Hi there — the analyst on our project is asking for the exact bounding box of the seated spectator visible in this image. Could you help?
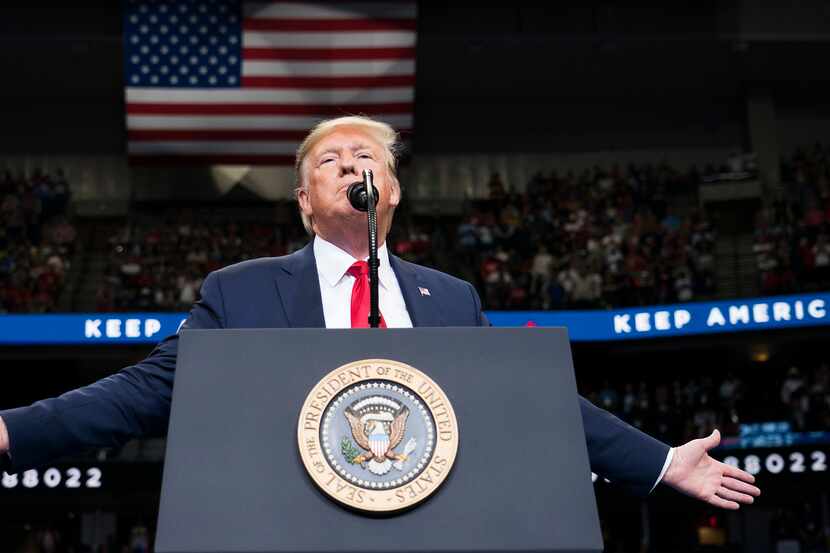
[102,208,305,312]
[764,142,830,292]
[439,162,719,310]
[0,168,75,313]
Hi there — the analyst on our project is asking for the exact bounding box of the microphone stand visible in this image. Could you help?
[363,169,381,328]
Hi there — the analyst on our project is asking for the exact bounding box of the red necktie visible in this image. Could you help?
[348,260,386,328]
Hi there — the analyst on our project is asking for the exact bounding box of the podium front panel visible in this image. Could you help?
[156,327,602,553]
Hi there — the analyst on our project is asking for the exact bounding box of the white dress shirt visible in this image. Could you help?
[653,448,674,491]
[313,236,413,329]
[313,235,672,490]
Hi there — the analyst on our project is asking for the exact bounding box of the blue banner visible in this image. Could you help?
[487,292,830,341]
[0,313,187,345]
[0,292,828,344]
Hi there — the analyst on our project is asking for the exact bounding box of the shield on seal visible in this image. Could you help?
[368,421,390,458]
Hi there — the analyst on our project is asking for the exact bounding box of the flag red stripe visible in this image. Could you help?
[129,154,296,165]
[243,18,416,32]
[241,75,415,88]
[128,129,413,141]
[243,47,415,60]
[126,102,413,116]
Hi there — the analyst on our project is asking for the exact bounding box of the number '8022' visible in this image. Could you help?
[723,451,827,475]
[1,468,102,489]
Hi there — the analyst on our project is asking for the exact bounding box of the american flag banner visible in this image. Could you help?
[123,1,416,165]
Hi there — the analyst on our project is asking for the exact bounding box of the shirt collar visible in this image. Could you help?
[314,235,393,290]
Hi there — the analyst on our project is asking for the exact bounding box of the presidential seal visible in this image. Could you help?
[297,359,459,512]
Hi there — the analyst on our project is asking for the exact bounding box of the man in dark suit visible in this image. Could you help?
[0,116,759,507]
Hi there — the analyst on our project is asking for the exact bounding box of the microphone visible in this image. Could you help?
[349,169,381,328]
[347,179,380,212]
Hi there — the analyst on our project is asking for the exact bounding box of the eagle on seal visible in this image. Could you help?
[345,398,410,473]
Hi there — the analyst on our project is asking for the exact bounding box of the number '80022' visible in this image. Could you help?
[722,451,827,475]
[1,468,102,489]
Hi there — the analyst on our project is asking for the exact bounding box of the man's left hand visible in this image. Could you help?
[662,429,761,509]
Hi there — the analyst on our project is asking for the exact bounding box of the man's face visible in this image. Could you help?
[298,125,400,243]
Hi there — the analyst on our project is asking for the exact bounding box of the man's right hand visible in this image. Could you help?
[0,416,8,454]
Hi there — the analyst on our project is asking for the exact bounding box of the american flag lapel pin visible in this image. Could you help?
[418,286,431,297]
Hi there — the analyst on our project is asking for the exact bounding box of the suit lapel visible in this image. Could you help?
[389,254,443,327]
[274,243,441,328]
[273,242,326,328]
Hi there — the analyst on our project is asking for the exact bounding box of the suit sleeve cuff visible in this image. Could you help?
[651,447,675,493]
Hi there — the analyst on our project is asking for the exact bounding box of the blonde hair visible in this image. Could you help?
[294,115,401,235]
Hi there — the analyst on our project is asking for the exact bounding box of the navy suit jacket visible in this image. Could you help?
[1,242,670,495]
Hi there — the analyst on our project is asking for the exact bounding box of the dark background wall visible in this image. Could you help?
[0,3,828,154]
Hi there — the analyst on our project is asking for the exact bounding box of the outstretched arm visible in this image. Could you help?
[0,271,227,472]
